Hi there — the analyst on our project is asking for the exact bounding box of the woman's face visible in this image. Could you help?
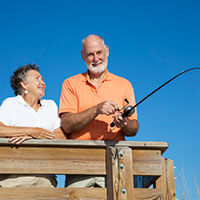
[23,70,46,99]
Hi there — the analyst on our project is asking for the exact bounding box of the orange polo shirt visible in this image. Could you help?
[59,70,137,141]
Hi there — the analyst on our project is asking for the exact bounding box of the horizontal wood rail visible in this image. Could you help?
[0,138,175,200]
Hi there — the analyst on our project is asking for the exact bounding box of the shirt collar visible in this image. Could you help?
[16,95,46,107]
[16,95,28,105]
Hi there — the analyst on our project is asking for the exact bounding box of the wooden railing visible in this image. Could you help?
[0,138,176,200]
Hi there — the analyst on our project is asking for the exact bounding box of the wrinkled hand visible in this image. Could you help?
[30,127,54,139]
[113,112,128,128]
[9,135,33,145]
[97,100,118,115]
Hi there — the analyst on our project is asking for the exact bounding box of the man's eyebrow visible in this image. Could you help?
[86,52,94,56]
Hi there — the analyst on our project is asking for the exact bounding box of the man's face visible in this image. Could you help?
[82,37,109,76]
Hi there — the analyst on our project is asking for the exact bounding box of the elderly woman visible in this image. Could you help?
[0,64,66,187]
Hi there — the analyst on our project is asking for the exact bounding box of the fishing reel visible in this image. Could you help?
[110,98,135,127]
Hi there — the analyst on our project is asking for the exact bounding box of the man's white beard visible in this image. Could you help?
[87,61,107,75]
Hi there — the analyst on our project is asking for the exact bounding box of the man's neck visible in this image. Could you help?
[88,70,106,88]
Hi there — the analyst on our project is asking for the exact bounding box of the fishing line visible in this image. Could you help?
[110,67,200,127]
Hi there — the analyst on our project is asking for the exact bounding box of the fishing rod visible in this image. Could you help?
[110,67,200,127]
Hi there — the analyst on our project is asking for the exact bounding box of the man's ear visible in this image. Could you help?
[106,45,109,57]
[20,81,27,90]
[81,50,85,61]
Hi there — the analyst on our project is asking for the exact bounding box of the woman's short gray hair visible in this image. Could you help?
[10,64,40,95]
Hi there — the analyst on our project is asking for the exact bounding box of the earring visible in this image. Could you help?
[24,90,28,95]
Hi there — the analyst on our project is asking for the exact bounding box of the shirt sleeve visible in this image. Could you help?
[0,98,13,125]
[59,79,78,114]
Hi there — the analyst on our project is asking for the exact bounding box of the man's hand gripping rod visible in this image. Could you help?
[110,67,200,127]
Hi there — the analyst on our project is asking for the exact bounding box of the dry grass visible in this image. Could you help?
[194,171,200,199]
[177,164,200,200]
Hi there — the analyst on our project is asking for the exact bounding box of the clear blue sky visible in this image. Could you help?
[0,0,200,198]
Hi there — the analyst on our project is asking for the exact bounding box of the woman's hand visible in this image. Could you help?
[30,127,55,139]
[8,127,54,145]
[9,135,33,145]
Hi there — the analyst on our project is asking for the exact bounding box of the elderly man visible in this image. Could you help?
[59,34,139,187]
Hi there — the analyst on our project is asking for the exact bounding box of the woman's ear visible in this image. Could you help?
[20,81,27,90]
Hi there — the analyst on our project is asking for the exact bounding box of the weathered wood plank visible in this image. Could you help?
[133,188,164,200]
[132,150,162,176]
[0,188,107,200]
[0,138,168,154]
[0,146,106,175]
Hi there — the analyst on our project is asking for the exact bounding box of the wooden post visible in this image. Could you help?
[156,158,176,199]
[106,146,133,200]
[117,147,133,200]
[106,146,118,200]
